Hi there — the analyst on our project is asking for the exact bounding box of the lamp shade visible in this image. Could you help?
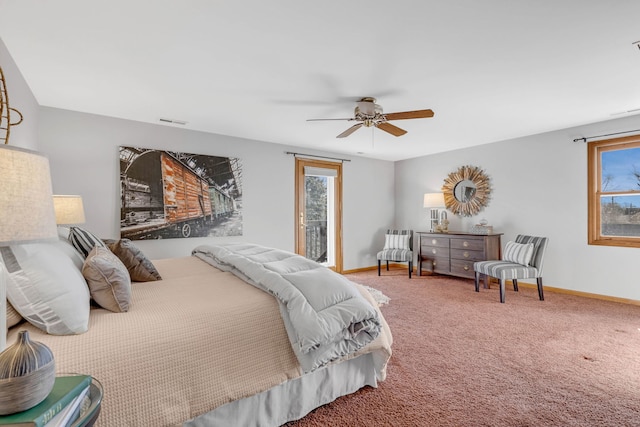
[0,145,57,245]
[53,195,86,225]
[423,192,445,208]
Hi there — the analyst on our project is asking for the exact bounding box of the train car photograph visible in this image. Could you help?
[119,146,242,240]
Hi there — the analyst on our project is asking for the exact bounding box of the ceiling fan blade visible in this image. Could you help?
[384,109,434,120]
[307,118,353,122]
[337,123,363,138]
[377,122,407,137]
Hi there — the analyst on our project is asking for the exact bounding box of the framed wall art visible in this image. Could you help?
[119,146,243,240]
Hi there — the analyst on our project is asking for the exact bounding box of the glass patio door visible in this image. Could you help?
[295,158,342,272]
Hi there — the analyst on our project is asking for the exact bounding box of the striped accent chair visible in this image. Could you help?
[377,229,413,278]
[473,235,548,303]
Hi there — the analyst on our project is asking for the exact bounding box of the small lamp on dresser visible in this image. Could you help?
[423,192,446,232]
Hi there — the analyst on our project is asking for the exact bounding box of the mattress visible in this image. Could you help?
[6,255,392,427]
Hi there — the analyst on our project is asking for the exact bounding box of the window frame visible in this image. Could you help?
[588,134,640,248]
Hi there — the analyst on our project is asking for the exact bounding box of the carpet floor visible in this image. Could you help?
[286,270,640,427]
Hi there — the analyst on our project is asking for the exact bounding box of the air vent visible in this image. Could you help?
[159,118,188,125]
[611,108,640,116]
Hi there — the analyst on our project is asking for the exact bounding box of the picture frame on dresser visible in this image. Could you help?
[417,231,502,288]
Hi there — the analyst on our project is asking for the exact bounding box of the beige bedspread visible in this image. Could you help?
[7,256,392,427]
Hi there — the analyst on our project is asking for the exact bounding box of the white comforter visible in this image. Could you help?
[192,243,382,373]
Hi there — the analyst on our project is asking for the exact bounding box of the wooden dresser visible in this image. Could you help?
[417,231,502,280]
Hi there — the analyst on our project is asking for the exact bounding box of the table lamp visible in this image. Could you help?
[53,195,86,226]
[423,192,446,232]
[0,145,58,351]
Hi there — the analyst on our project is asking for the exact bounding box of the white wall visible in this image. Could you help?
[395,114,640,301]
[37,107,395,270]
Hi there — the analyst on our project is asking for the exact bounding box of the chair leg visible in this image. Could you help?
[377,260,381,276]
[408,261,412,279]
[499,279,506,303]
[386,261,389,271]
[512,279,519,292]
[537,277,544,301]
[474,272,480,292]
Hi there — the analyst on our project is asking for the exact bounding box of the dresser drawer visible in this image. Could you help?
[421,245,449,258]
[421,237,450,248]
[431,257,450,274]
[450,248,485,262]
[451,259,475,279]
[450,237,484,251]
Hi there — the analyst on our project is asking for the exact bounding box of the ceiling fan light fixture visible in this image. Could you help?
[307,96,433,138]
[356,97,383,117]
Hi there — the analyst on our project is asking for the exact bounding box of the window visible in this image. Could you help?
[588,135,640,247]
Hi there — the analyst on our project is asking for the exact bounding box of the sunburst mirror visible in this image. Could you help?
[442,165,491,217]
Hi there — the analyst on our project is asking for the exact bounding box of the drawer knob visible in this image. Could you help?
[463,251,469,258]
[463,265,470,271]
[463,241,469,247]
[431,248,437,254]
[431,239,437,245]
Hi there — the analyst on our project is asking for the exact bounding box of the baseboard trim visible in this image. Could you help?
[342,266,378,274]
[342,266,640,306]
[342,263,410,274]
[511,281,640,306]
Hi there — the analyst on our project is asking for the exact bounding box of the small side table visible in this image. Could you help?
[70,377,103,427]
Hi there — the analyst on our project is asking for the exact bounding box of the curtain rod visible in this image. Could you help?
[573,128,640,143]
[285,151,351,162]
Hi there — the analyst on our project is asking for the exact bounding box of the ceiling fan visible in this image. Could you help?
[307,97,434,138]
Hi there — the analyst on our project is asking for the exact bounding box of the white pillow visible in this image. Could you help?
[57,226,71,240]
[383,234,410,250]
[52,238,85,271]
[503,241,534,266]
[3,243,90,335]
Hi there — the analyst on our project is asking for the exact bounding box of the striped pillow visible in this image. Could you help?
[68,226,107,258]
[384,234,410,250]
[503,241,534,266]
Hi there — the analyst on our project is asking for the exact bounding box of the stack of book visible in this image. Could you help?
[0,375,92,427]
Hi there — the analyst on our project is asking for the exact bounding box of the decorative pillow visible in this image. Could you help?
[503,241,534,266]
[7,300,23,329]
[105,239,162,282]
[52,237,85,271]
[383,233,410,250]
[68,226,107,258]
[82,246,132,313]
[2,243,90,335]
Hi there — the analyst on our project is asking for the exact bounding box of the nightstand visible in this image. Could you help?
[71,377,103,427]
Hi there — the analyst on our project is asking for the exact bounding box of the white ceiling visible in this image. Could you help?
[1,1,640,161]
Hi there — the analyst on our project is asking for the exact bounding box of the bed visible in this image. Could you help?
[4,234,392,427]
